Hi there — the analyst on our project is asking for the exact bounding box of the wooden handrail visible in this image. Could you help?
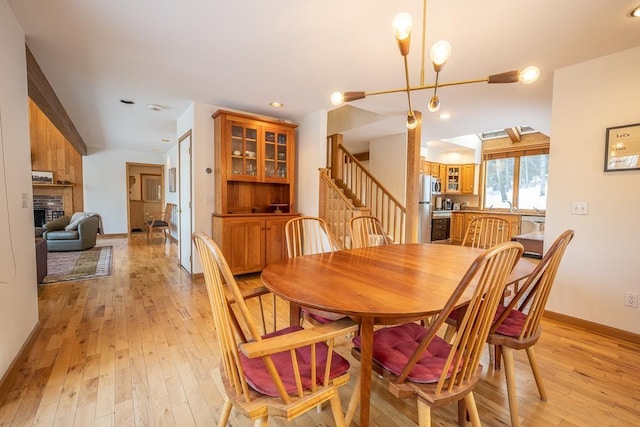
[318,169,369,249]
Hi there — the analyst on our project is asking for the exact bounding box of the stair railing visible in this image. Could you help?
[318,168,369,249]
[326,134,406,244]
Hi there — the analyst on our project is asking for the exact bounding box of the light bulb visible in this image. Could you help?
[430,40,451,69]
[519,66,540,84]
[428,95,440,112]
[330,91,344,106]
[406,112,418,129]
[392,12,412,41]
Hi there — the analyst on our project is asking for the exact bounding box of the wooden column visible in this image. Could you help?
[405,111,422,243]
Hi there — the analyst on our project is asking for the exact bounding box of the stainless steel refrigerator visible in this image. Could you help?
[418,174,433,243]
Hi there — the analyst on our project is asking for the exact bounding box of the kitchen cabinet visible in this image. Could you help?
[444,163,475,194]
[430,162,440,178]
[212,214,298,275]
[450,212,466,244]
[446,165,461,193]
[438,164,447,185]
[461,164,475,194]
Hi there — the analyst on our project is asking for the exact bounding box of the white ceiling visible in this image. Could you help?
[7,0,640,153]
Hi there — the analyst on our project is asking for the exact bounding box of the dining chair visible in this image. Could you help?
[192,231,358,427]
[348,241,524,427]
[284,216,346,325]
[348,215,392,248]
[462,215,512,249]
[443,215,515,341]
[146,203,173,243]
[487,229,574,427]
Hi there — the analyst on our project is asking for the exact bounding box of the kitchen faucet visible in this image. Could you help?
[503,200,516,213]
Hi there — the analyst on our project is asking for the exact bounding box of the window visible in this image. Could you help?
[483,149,548,211]
[141,174,162,202]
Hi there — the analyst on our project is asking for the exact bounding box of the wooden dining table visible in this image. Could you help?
[261,243,535,427]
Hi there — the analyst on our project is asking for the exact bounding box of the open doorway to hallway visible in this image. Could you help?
[126,162,164,235]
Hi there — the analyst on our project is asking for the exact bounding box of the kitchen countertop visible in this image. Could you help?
[449,209,545,217]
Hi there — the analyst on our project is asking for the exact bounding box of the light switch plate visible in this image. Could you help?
[571,201,589,215]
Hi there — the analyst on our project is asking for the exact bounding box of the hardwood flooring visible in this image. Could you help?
[1,233,639,426]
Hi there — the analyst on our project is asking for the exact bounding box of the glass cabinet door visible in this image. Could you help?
[230,123,258,179]
[263,128,288,181]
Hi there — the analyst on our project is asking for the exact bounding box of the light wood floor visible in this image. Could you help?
[1,233,639,426]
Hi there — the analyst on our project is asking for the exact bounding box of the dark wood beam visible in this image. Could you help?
[26,44,87,155]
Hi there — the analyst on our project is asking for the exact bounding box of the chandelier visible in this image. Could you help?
[330,0,540,129]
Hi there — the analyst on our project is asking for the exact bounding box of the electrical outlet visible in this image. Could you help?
[625,292,638,308]
[571,201,589,215]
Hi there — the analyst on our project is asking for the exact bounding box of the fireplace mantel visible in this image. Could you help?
[32,184,74,216]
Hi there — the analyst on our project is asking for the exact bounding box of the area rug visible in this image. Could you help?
[42,246,113,284]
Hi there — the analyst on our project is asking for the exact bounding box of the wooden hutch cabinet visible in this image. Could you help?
[211,110,298,275]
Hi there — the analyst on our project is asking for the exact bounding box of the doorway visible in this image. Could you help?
[126,162,164,234]
[178,130,192,273]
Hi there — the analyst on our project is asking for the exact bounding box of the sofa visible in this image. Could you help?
[42,213,100,251]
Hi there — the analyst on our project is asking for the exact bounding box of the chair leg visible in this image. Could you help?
[344,372,361,426]
[417,399,431,427]
[501,347,521,427]
[329,392,347,427]
[494,344,503,370]
[217,399,232,427]
[525,346,547,401]
[254,416,268,426]
[443,324,456,343]
[464,392,481,427]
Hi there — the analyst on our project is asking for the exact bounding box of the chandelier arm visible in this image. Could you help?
[403,55,415,116]
[362,77,491,98]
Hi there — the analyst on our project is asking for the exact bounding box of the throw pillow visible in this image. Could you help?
[43,215,71,232]
[64,212,89,231]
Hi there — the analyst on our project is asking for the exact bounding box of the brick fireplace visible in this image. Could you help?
[33,195,64,227]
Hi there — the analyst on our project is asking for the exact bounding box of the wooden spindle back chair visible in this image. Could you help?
[487,230,574,427]
[349,242,524,426]
[348,215,392,248]
[462,215,512,249]
[192,232,357,426]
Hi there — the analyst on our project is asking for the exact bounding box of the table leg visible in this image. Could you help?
[359,317,373,427]
[288,302,301,327]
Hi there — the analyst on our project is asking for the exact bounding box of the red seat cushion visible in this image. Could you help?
[240,325,351,397]
[492,304,528,337]
[449,304,528,338]
[353,323,457,384]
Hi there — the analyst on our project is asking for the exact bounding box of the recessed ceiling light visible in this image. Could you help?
[152,148,162,152]
[161,139,171,143]
[632,6,640,17]
[120,99,135,105]
[147,104,163,111]
[438,112,451,120]
[269,101,283,108]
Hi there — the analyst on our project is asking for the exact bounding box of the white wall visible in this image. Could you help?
[369,134,408,204]
[546,46,640,333]
[0,0,40,381]
[164,144,178,239]
[83,148,164,233]
[295,110,328,216]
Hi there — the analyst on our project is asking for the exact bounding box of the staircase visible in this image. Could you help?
[319,135,406,248]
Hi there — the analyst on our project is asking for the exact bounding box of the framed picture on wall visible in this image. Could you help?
[605,123,640,172]
[31,170,54,184]
[168,168,176,192]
